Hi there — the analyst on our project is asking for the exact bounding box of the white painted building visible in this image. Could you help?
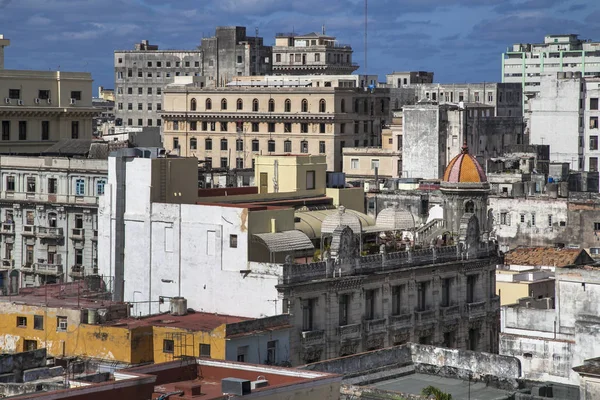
[0,155,106,294]
[97,151,285,318]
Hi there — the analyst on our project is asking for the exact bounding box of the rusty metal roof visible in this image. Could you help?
[505,247,593,267]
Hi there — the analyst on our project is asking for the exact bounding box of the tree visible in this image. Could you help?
[422,386,453,400]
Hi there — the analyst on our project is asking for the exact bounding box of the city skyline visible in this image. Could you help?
[0,0,598,91]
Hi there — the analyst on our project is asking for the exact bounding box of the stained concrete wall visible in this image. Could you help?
[402,105,444,179]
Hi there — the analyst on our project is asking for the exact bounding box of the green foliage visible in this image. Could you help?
[421,386,453,400]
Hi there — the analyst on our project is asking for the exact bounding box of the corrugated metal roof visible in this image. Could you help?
[253,230,314,253]
[295,207,375,239]
[322,206,363,235]
[375,207,416,231]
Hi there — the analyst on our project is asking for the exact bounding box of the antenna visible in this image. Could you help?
[364,0,368,74]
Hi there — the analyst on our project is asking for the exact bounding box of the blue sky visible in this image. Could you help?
[1,0,598,93]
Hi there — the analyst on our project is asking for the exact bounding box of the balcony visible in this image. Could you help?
[0,223,14,235]
[440,305,461,320]
[21,225,36,237]
[70,265,84,278]
[337,323,362,341]
[364,318,387,334]
[71,228,84,241]
[21,263,34,273]
[34,263,63,276]
[389,313,412,329]
[37,227,64,240]
[301,329,325,346]
[415,309,436,326]
[0,259,13,270]
[91,230,98,241]
[467,301,487,319]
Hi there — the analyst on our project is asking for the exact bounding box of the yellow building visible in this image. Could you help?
[496,267,555,306]
[0,291,247,365]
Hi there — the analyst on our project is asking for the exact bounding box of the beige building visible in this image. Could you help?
[496,265,554,306]
[161,82,390,172]
[0,34,9,70]
[0,38,96,154]
[272,31,358,75]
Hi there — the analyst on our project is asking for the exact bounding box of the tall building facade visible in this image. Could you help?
[114,40,203,129]
[272,31,358,75]
[161,80,390,173]
[0,156,106,294]
[502,34,600,102]
[201,26,272,87]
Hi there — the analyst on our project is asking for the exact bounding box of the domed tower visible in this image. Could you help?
[440,143,490,239]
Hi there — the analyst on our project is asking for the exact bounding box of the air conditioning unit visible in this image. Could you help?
[17,100,24,106]
[4,98,10,104]
[70,98,76,105]
[47,98,52,104]
[35,98,40,104]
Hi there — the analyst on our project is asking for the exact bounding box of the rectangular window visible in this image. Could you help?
[26,177,36,193]
[466,275,476,304]
[6,176,15,192]
[97,180,106,196]
[268,122,275,133]
[301,123,308,133]
[220,122,228,132]
[75,248,83,265]
[252,140,259,152]
[284,122,292,133]
[417,281,429,311]
[57,316,67,332]
[237,346,248,362]
[319,141,326,154]
[595,222,600,231]
[319,123,326,134]
[163,339,174,353]
[70,91,82,101]
[200,343,211,357]
[71,121,79,139]
[500,212,508,225]
[591,157,598,172]
[391,285,404,315]
[441,278,451,307]
[351,157,360,169]
[591,98,599,110]
[127,103,133,110]
[340,123,345,133]
[591,136,598,151]
[339,294,349,326]
[306,170,315,190]
[371,159,380,170]
[252,122,259,132]
[190,121,197,131]
[38,90,50,100]
[8,89,20,99]
[26,244,34,264]
[220,157,228,168]
[173,137,179,149]
[266,340,277,364]
[220,139,228,151]
[1,121,9,140]
[48,178,57,194]
[365,289,376,320]
[75,178,85,196]
[230,234,238,248]
[302,299,315,331]
[34,315,43,330]
[137,103,143,111]
[17,316,27,327]
[205,138,212,151]
[18,121,26,140]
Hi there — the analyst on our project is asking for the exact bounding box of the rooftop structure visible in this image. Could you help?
[386,71,434,87]
[504,246,594,268]
[443,144,488,184]
[0,34,9,70]
[272,30,358,75]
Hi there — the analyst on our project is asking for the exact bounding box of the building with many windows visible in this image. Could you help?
[272,31,358,75]
[502,34,600,103]
[114,39,203,129]
[0,154,107,293]
[161,79,389,172]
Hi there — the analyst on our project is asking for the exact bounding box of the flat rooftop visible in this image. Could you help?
[106,311,250,330]
[370,373,511,400]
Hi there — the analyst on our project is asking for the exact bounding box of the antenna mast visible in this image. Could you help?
[364,0,368,74]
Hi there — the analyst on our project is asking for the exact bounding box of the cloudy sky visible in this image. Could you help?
[1,0,598,92]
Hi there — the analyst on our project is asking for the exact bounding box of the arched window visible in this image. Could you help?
[300,140,309,153]
[284,99,291,112]
[301,99,308,112]
[205,98,212,110]
[237,98,243,110]
[268,139,275,152]
[268,99,275,112]
[190,98,197,111]
[465,201,475,213]
[341,99,346,113]
[319,99,326,113]
[252,98,259,112]
[221,98,227,110]
[190,137,197,150]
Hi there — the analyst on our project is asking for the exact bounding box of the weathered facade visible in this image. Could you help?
[0,155,106,293]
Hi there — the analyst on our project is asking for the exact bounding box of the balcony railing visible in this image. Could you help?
[467,301,487,319]
[34,263,63,275]
[301,329,325,346]
[364,318,387,333]
[0,223,14,234]
[389,313,412,329]
[71,228,85,240]
[22,263,34,272]
[37,227,64,240]
[440,305,460,320]
[415,309,436,325]
[337,323,362,340]
[0,259,13,269]
[22,225,36,236]
[70,265,84,277]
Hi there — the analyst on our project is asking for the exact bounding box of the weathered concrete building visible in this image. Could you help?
[272,31,357,76]
[277,147,501,365]
[386,71,434,87]
[0,152,107,293]
[500,263,600,386]
[114,39,203,129]
[402,102,524,179]
[201,26,272,87]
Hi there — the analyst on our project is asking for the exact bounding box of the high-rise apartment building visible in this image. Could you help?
[201,26,272,87]
[502,34,600,102]
[272,31,357,75]
[161,78,389,174]
[114,40,203,129]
